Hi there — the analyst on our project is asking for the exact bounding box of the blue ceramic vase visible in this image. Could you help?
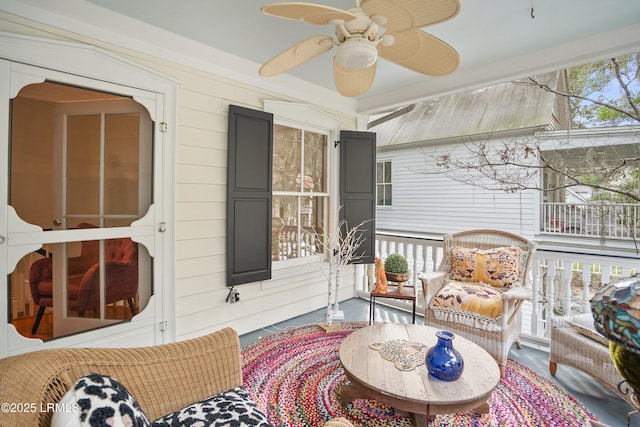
[426,330,464,381]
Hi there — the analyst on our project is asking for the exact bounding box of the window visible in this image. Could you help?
[272,124,328,260]
[377,160,392,206]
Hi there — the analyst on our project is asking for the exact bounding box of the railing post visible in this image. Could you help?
[581,263,591,313]
[530,258,541,336]
[546,261,556,321]
[561,260,572,317]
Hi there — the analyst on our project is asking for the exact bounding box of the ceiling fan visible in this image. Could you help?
[258,0,461,98]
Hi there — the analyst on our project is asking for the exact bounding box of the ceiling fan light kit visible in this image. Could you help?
[260,0,461,97]
[335,40,378,69]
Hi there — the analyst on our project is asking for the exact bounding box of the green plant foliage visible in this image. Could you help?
[567,53,640,128]
[384,253,408,274]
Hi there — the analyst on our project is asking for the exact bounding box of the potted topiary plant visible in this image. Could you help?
[384,253,410,290]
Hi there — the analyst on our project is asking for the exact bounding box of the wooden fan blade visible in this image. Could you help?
[378,29,459,76]
[259,35,333,77]
[262,2,357,25]
[361,0,460,31]
[333,58,377,98]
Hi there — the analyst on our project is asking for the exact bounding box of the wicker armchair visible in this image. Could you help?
[549,314,638,409]
[419,229,537,377]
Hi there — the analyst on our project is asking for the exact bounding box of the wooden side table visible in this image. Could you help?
[369,284,417,324]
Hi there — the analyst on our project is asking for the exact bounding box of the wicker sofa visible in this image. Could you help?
[0,327,353,427]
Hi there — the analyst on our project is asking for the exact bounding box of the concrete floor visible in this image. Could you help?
[240,297,639,427]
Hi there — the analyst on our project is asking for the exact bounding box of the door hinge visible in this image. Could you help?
[159,320,168,332]
[159,122,168,133]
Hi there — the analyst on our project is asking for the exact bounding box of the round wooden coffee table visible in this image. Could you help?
[339,323,500,426]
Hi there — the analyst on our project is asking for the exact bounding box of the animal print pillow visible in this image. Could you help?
[51,373,151,427]
[450,246,522,288]
[151,387,272,427]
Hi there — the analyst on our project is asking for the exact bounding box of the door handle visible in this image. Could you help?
[53,218,62,226]
[0,234,5,243]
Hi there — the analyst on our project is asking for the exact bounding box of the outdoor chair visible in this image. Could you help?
[28,224,139,334]
[419,229,537,377]
[549,314,638,410]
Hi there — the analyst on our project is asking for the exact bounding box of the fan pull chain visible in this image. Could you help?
[530,0,535,19]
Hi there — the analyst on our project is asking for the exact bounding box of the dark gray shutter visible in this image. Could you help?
[339,130,376,264]
[226,105,273,285]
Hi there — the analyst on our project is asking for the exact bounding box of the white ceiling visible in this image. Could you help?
[8,0,640,114]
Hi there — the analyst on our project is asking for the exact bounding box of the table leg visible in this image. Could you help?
[412,298,416,324]
[339,383,380,404]
[342,383,429,426]
[411,413,428,427]
[475,401,490,415]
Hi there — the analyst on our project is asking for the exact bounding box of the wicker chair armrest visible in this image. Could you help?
[550,315,571,329]
[418,271,447,303]
[499,286,531,329]
[502,286,532,301]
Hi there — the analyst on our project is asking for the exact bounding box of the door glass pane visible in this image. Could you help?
[65,237,147,322]
[105,113,140,218]
[8,251,50,338]
[9,89,55,230]
[67,115,101,217]
[8,237,151,340]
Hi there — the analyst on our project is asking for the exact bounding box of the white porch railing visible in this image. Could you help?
[357,232,640,347]
[541,202,640,240]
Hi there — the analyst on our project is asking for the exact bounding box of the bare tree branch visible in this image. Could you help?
[314,216,372,325]
[612,57,640,121]
[522,77,640,124]
[428,135,640,202]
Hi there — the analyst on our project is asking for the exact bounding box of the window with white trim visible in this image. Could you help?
[376,160,392,206]
[272,124,328,260]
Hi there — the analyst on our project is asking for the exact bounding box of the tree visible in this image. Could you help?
[532,53,640,128]
[432,53,640,202]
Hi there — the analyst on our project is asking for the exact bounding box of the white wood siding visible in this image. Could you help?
[0,16,359,343]
[376,142,537,238]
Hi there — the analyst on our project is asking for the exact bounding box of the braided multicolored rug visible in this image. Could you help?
[242,322,598,427]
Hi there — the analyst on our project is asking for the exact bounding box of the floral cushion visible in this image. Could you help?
[51,373,151,427]
[151,387,272,427]
[450,246,521,288]
[431,280,503,318]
